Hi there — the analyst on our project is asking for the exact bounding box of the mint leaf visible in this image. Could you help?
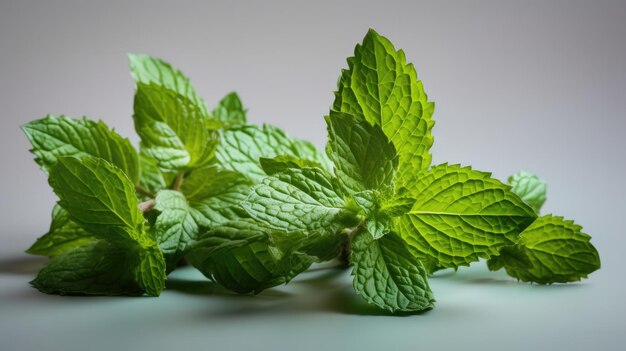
[27,205,95,256]
[395,164,537,269]
[333,29,435,189]
[22,115,139,183]
[195,242,313,294]
[508,170,547,214]
[260,155,323,175]
[128,54,209,117]
[492,215,601,284]
[212,92,247,127]
[49,156,146,244]
[242,167,355,231]
[326,112,397,194]
[181,166,252,224]
[31,241,142,296]
[154,190,203,261]
[350,230,435,312]
[133,245,167,296]
[187,220,272,259]
[138,148,174,196]
[216,124,331,182]
[133,83,218,171]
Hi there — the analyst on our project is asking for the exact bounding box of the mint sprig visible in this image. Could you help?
[21,30,600,313]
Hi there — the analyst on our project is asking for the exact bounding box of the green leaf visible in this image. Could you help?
[508,170,547,214]
[48,156,147,245]
[216,124,331,182]
[333,29,435,189]
[395,164,537,269]
[352,190,392,240]
[326,112,397,194]
[187,220,273,261]
[260,155,323,175]
[350,230,435,312]
[192,241,312,294]
[27,205,96,256]
[181,166,252,224]
[133,245,167,296]
[211,92,247,127]
[22,115,139,183]
[493,215,601,284]
[138,148,175,196]
[242,167,355,232]
[128,53,209,117]
[31,241,142,296]
[154,190,203,259]
[133,83,218,170]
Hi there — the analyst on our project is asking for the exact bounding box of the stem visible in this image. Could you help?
[171,172,184,191]
[338,222,364,267]
[135,184,155,198]
[138,199,156,214]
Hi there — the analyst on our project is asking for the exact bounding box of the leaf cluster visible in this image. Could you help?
[22,30,600,312]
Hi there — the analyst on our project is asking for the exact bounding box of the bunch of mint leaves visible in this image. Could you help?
[21,29,600,313]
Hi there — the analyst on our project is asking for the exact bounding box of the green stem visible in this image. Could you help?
[135,184,155,198]
[171,172,184,191]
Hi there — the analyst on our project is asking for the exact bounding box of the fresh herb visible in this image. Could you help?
[22,29,600,313]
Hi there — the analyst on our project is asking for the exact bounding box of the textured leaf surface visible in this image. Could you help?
[27,205,95,256]
[22,115,138,183]
[351,230,435,312]
[508,170,547,214]
[211,92,247,127]
[188,220,273,261]
[494,215,600,284]
[133,245,167,296]
[242,167,351,231]
[333,29,435,189]
[49,156,146,244]
[216,124,331,182]
[138,148,173,195]
[396,164,537,269]
[260,155,323,175]
[133,83,217,170]
[31,241,142,296]
[129,53,209,116]
[326,112,397,194]
[192,240,312,294]
[180,165,251,224]
[154,190,203,258]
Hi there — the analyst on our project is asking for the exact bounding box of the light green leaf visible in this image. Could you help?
[133,82,218,170]
[30,241,142,296]
[182,166,252,225]
[22,115,139,183]
[395,164,537,269]
[27,205,96,256]
[216,124,331,182]
[350,230,435,312]
[192,240,312,294]
[352,190,392,240]
[128,53,209,116]
[187,220,273,261]
[492,215,601,284]
[154,190,203,259]
[326,112,397,194]
[49,156,147,245]
[508,170,547,214]
[260,155,323,175]
[333,29,435,189]
[242,167,355,232]
[133,245,167,296]
[138,148,175,196]
[212,92,247,127]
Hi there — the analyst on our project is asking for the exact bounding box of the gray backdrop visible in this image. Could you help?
[1,1,625,350]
